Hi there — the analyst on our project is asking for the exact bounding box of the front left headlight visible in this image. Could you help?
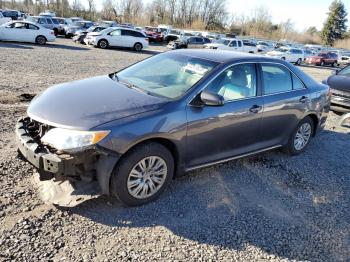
[41,128,110,151]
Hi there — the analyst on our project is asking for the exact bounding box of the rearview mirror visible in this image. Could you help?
[200,90,224,106]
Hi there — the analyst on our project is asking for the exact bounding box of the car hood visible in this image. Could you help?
[327,75,350,92]
[27,75,168,130]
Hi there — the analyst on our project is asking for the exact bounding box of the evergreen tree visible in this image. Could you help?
[321,0,348,46]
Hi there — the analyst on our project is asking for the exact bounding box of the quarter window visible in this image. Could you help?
[292,74,305,90]
[110,29,121,36]
[262,64,293,94]
[206,64,257,101]
[28,24,39,30]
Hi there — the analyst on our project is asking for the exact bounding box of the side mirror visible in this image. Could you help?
[200,90,224,106]
[332,69,340,75]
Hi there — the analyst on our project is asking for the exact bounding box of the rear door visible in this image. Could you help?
[259,63,310,147]
[121,29,134,47]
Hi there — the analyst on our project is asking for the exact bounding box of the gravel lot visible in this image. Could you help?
[0,38,349,262]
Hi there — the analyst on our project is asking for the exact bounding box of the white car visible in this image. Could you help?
[0,21,56,44]
[85,27,149,51]
[0,12,11,25]
[256,41,274,53]
[204,38,257,54]
[266,48,304,65]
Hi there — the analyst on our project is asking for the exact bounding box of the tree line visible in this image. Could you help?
[1,0,349,47]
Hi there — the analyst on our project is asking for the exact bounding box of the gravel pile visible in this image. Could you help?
[0,39,349,261]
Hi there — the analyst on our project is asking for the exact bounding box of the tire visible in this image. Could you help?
[110,142,174,206]
[53,28,58,36]
[35,35,47,45]
[98,39,108,49]
[285,116,314,155]
[332,61,336,67]
[296,58,302,65]
[133,42,143,52]
[320,61,325,67]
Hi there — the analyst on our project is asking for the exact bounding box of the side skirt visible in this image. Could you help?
[185,145,282,172]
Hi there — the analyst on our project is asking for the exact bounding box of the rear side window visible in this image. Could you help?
[38,18,46,24]
[229,40,237,47]
[292,74,305,90]
[262,64,293,94]
[238,41,242,47]
[28,24,39,30]
[52,18,59,24]
[46,18,53,24]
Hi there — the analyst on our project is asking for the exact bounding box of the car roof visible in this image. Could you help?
[170,49,283,64]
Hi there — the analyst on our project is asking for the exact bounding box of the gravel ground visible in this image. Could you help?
[0,38,349,262]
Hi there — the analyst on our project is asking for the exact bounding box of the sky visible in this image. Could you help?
[89,0,350,32]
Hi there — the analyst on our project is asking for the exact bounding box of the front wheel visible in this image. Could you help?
[35,35,47,45]
[98,39,108,49]
[110,143,174,206]
[285,116,314,155]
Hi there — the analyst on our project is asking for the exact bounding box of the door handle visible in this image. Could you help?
[249,105,262,113]
[299,96,308,103]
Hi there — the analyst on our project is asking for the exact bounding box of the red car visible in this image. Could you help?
[144,26,163,42]
[305,52,338,67]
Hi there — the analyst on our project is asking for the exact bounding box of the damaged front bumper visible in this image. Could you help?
[16,117,119,206]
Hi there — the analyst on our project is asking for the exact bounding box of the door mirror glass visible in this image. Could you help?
[200,90,224,106]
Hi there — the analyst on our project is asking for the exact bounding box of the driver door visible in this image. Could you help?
[108,29,123,47]
[185,63,264,168]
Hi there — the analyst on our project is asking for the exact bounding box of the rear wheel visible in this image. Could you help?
[98,39,108,49]
[285,116,314,155]
[296,58,302,65]
[35,35,47,45]
[133,42,143,52]
[110,142,174,206]
[320,61,325,67]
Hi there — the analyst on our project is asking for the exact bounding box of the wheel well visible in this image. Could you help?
[123,138,180,177]
[36,35,47,41]
[134,42,143,48]
[306,114,319,136]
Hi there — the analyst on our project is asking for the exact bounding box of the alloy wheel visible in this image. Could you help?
[293,123,312,151]
[134,43,142,51]
[127,156,167,199]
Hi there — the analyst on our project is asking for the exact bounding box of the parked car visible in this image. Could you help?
[98,20,118,27]
[305,52,338,67]
[303,49,316,61]
[167,36,210,49]
[336,51,350,67]
[323,65,350,112]
[217,39,258,54]
[266,47,304,65]
[39,10,56,17]
[164,29,181,43]
[203,38,232,49]
[16,50,330,206]
[54,17,72,35]
[257,41,274,52]
[85,27,149,51]
[1,10,21,20]
[0,21,55,44]
[64,20,93,37]
[0,11,11,25]
[30,16,62,36]
[144,26,163,42]
[73,25,107,44]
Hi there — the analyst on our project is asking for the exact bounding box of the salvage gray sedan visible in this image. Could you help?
[16,50,330,206]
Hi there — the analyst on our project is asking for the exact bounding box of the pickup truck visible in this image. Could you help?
[0,12,11,25]
[203,38,257,53]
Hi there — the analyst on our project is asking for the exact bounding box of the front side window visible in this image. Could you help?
[110,29,121,36]
[262,64,293,94]
[229,40,237,47]
[38,18,46,24]
[238,41,242,47]
[13,22,26,29]
[46,18,53,24]
[205,64,257,101]
[116,53,218,99]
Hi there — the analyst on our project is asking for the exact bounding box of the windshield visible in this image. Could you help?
[115,53,218,99]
